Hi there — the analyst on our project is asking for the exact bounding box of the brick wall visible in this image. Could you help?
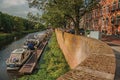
[84,0,120,35]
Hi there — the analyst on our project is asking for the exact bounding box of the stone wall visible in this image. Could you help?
[55,29,90,69]
[55,29,116,79]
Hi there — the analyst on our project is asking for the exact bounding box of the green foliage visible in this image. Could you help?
[27,0,100,34]
[0,11,46,33]
[19,33,70,80]
[27,12,41,22]
[0,11,46,49]
[13,17,24,32]
[0,33,10,40]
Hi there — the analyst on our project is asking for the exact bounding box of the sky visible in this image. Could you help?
[0,0,42,18]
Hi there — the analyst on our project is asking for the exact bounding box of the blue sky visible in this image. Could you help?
[0,0,42,18]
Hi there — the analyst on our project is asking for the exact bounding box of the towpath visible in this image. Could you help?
[102,35,120,80]
[107,43,120,80]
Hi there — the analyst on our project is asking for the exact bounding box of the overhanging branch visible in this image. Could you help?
[64,14,76,24]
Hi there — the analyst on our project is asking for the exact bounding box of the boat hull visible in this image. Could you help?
[7,66,19,71]
[6,50,32,71]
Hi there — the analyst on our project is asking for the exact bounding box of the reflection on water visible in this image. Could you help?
[0,31,45,80]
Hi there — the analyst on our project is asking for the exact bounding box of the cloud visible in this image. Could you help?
[0,0,42,18]
[14,8,41,18]
[29,8,40,13]
[2,0,27,8]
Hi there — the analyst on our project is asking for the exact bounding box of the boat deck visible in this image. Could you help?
[19,41,47,74]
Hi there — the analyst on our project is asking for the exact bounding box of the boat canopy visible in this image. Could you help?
[12,48,25,54]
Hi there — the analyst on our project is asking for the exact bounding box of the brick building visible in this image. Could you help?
[83,0,120,35]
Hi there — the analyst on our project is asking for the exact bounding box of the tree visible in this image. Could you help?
[0,12,2,31]
[1,13,13,33]
[13,16,24,32]
[27,12,41,22]
[42,11,67,28]
[27,0,100,34]
[0,11,43,33]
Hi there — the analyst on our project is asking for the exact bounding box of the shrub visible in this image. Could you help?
[19,33,70,80]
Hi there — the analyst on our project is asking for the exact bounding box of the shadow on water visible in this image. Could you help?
[0,34,29,80]
[0,34,25,50]
[0,31,45,80]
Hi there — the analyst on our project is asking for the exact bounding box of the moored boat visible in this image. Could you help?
[6,30,50,71]
[6,48,31,71]
[23,33,48,49]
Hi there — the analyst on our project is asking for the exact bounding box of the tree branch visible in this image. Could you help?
[64,14,76,24]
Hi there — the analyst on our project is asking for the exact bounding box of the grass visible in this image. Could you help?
[19,33,70,80]
[0,33,11,39]
[0,33,10,36]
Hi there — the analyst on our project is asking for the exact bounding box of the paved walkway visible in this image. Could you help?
[57,39,116,80]
[57,35,118,80]
[113,50,120,80]
[101,35,120,45]
[102,35,120,80]
[108,44,120,80]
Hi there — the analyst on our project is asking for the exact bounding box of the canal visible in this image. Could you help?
[0,31,46,80]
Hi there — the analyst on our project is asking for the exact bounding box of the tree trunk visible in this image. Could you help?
[74,6,80,35]
[74,22,79,34]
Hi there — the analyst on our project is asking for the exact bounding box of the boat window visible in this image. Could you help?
[22,54,24,59]
[12,57,19,63]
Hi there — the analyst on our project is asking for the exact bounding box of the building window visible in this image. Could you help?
[96,0,100,2]
[86,22,89,28]
[100,9,102,16]
[94,19,98,27]
[115,15,120,25]
[92,11,95,18]
[101,8,104,15]
[112,2,117,11]
[103,19,107,27]
[89,13,92,19]
[118,1,120,9]
[111,16,115,24]
[95,10,97,17]
[106,18,109,27]
[106,6,110,14]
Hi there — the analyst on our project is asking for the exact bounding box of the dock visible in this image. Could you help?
[19,41,48,74]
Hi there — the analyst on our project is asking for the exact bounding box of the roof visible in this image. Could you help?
[10,53,22,60]
[27,34,35,39]
[12,48,25,54]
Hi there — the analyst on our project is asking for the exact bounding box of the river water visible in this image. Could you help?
[0,31,45,80]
